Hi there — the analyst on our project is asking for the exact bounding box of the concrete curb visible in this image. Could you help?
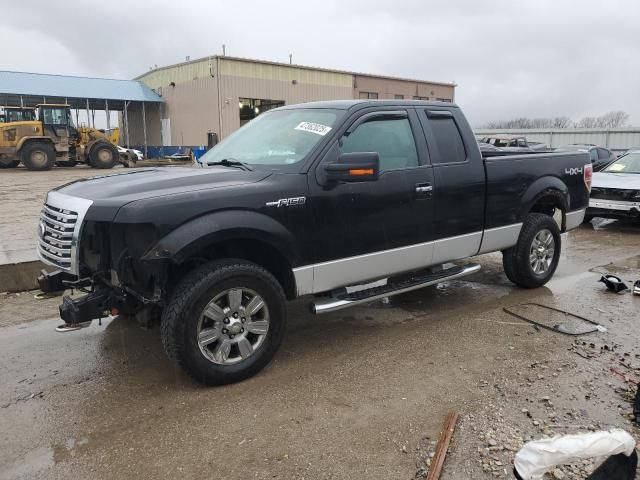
[0,260,46,293]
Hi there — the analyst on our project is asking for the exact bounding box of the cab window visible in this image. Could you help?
[340,117,418,171]
[41,108,68,126]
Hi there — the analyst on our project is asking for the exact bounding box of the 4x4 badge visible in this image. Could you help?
[266,197,306,208]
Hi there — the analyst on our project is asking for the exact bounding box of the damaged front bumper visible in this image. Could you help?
[588,198,640,219]
[38,269,117,328]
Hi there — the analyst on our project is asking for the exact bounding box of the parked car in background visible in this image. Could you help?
[117,145,144,160]
[586,151,640,222]
[555,144,616,172]
[479,135,537,151]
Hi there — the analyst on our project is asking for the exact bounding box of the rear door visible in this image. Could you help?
[306,108,435,293]
[417,108,486,264]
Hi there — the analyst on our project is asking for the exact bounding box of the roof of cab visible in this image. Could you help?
[277,99,459,111]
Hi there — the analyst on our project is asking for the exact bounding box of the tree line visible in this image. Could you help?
[482,110,629,129]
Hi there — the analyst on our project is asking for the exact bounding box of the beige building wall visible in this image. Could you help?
[135,56,457,147]
[158,76,220,146]
[217,57,353,138]
[353,75,455,101]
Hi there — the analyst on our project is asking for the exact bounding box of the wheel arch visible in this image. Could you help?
[16,136,55,152]
[142,211,300,299]
[520,176,569,231]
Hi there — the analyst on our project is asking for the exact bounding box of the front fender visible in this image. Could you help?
[141,210,300,266]
[519,175,569,221]
[17,136,53,151]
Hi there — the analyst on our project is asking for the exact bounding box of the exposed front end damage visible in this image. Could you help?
[38,211,170,329]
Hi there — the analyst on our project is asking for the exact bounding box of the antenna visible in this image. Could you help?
[222,44,226,56]
[289,53,292,64]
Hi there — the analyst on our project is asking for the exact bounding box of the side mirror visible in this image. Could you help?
[324,152,379,184]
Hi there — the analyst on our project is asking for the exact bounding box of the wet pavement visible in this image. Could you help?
[1,220,639,479]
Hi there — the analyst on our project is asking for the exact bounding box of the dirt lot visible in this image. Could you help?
[1,220,639,480]
[0,161,188,265]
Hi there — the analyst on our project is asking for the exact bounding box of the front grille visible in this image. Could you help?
[38,204,77,270]
[590,187,639,202]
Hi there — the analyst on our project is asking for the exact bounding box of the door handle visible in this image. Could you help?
[415,184,433,193]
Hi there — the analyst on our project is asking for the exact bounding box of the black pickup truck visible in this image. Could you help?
[37,100,591,385]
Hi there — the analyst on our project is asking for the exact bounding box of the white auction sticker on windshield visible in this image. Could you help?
[295,122,332,136]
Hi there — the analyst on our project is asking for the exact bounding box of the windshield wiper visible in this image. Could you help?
[207,158,253,171]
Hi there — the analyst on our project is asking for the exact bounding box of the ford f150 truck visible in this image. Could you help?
[36,100,591,385]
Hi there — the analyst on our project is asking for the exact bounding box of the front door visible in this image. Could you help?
[306,108,435,293]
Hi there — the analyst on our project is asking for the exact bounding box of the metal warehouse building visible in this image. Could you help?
[129,56,456,147]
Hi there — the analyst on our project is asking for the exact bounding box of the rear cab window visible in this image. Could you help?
[423,112,467,164]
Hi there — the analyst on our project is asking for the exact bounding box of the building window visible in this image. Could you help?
[394,94,404,99]
[358,91,378,99]
[436,98,452,103]
[239,98,284,126]
[413,96,429,100]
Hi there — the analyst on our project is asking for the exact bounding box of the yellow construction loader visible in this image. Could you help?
[0,104,137,170]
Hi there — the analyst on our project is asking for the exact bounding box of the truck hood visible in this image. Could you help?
[55,167,271,204]
[592,172,640,189]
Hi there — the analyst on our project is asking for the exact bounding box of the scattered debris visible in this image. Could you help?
[425,412,458,480]
[514,429,637,480]
[503,303,606,336]
[599,275,629,293]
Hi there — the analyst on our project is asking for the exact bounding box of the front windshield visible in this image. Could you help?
[603,153,640,174]
[200,108,343,166]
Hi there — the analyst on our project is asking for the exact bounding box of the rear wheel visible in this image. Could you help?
[89,142,118,169]
[161,259,287,385]
[502,213,561,288]
[21,142,55,171]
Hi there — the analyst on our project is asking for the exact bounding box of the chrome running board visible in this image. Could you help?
[311,263,481,314]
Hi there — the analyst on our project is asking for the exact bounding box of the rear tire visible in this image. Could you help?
[502,213,561,288]
[89,142,118,169]
[161,259,287,386]
[21,142,55,171]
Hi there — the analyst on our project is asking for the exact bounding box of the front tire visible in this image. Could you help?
[161,259,287,386]
[89,142,118,169]
[21,142,55,171]
[502,213,561,288]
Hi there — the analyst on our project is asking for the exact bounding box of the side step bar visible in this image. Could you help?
[311,263,481,314]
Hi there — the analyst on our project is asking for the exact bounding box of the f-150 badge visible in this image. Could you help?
[266,197,306,208]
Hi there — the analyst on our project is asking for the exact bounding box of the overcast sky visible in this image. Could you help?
[2,0,639,127]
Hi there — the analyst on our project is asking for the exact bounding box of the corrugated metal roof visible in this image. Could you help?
[0,70,162,102]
